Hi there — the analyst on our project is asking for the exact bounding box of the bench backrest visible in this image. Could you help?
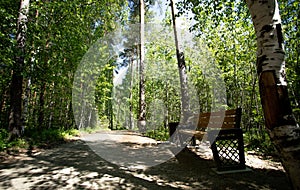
[196,108,242,130]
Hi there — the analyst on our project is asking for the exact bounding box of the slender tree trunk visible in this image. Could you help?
[138,0,146,133]
[22,78,31,133]
[107,68,114,129]
[165,82,169,129]
[246,1,300,189]
[170,0,190,124]
[47,83,55,129]
[9,0,30,139]
[129,57,135,130]
[38,82,46,129]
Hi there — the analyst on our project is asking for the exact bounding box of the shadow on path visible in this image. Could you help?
[0,131,292,190]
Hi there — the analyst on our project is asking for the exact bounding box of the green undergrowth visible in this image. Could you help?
[24,128,81,149]
[79,125,110,134]
[243,128,276,156]
[0,128,81,152]
[145,128,169,141]
[0,124,113,153]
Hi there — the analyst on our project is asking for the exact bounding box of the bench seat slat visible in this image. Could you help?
[198,117,238,124]
[178,108,242,142]
[199,109,238,117]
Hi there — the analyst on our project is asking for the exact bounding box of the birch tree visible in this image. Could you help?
[177,0,299,188]
[246,1,300,189]
[170,0,191,124]
[8,0,30,139]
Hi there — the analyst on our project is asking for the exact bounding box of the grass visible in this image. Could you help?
[0,128,81,153]
[145,128,169,141]
[243,128,276,156]
[1,124,277,158]
[0,123,113,153]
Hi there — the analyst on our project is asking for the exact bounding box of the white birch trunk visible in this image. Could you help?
[246,1,300,189]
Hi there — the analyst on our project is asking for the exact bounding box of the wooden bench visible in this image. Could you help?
[178,108,242,145]
[175,108,246,171]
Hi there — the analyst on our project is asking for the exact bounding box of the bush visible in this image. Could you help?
[243,128,276,155]
[0,127,81,152]
[0,129,9,151]
[145,127,169,141]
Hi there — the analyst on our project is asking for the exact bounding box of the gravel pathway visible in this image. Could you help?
[0,130,292,189]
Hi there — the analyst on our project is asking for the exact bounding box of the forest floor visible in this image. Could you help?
[0,130,292,190]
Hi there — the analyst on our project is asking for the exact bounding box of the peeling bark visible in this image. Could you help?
[246,0,300,189]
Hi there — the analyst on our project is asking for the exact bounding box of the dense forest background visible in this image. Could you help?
[0,0,299,154]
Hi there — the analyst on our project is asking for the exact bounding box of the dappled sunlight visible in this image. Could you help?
[83,131,177,169]
[0,131,292,189]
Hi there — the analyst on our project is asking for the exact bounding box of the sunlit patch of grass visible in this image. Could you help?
[145,127,169,141]
[61,129,81,139]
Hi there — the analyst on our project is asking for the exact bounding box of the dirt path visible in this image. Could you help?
[0,130,292,189]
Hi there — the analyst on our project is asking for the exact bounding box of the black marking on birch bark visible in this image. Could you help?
[276,24,284,49]
[273,129,300,149]
[259,0,268,4]
[265,44,276,47]
[277,116,298,128]
[260,25,273,37]
[274,50,285,55]
[272,70,281,87]
[177,51,186,69]
[257,55,267,74]
[280,70,287,83]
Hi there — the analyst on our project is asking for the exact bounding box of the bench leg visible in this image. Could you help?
[191,136,196,146]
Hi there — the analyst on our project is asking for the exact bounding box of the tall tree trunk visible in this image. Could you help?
[22,77,31,133]
[138,0,146,133]
[9,0,30,139]
[170,0,190,124]
[165,82,169,129]
[246,1,300,189]
[38,82,46,129]
[106,67,114,129]
[129,57,135,130]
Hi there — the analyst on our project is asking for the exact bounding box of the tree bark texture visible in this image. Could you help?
[246,0,300,189]
[129,57,135,130]
[138,0,146,132]
[9,0,30,138]
[170,0,191,124]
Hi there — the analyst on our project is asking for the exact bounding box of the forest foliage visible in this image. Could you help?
[0,0,299,154]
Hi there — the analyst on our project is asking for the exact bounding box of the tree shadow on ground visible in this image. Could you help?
[0,140,292,190]
[146,147,292,189]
